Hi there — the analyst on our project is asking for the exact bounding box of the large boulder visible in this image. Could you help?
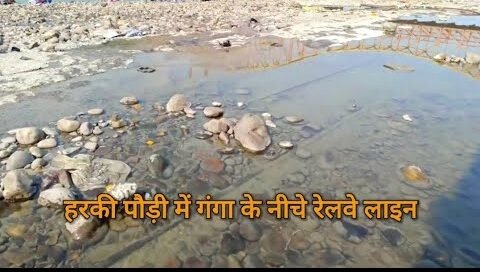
[0,169,39,202]
[234,114,271,152]
[49,154,131,191]
[166,94,189,112]
[15,127,45,145]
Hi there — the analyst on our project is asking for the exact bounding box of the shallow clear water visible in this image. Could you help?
[1,44,480,267]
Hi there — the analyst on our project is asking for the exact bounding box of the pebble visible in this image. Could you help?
[183,107,196,115]
[212,101,222,107]
[333,221,348,237]
[79,122,94,136]
[204,106,224,118]
[265,119,276,128]
[71,136,83,142]
[381,227,406,246]
[93,127,104,135]
[402,114,413,122]
[15,127,44,145]
[120,96,139,105]
[261,112,272,120]
[37,138,57,149]
[57,118,81,133]
[29,146,44,158]
[200,157,225,173]
[1,136,17,144]
[285,116,304,124]
[84,142,98,151]
[221,232,245,254]
[239,221,262,242]
[31,158,46,170]
[87,108,104,115]
[279,141,294,149]
[237,102,245,108]
[6,151,34,170]
[295,148,312,159]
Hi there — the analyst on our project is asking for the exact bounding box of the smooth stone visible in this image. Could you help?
[37,138,57,149]
[84,142,98,151]
[200,157,225,173]
[285,116,304,124]
[265,119,276,128]
[0,149,13,159]
[93,127,104,135]
[221,232,245,254]
[466,52,480,64]
[87,108,104,115]
[261,230,287,253]
[38,187,74,207]
[234,114,271,153]
[28,146,44,158]
[289,231,311,251]
[333,221,348,237]
[219,131,230,145]
[381,227,406,246]
[57,119,80,133]
[6,151,34,170]
[119,96,139,105]
[65,216,99,241]
[239,221,262,242]
[71,136,83,143]
[203,106,224,118]
[295,148,312,159]
[146,153,169,178]
[79,122,94,136]
[279,141,294,149]
[242,254,264,268]
[212,101,222,107]
[1,169,38,201]
[5,224,27,238]
[1,136,16,144]
[183,256,209,268]
[166,94,189,112]
[15,127,44,145]
[203,119,229,134]
[184,107,196,115]
[0,142,9,149]
[31,158,46,170]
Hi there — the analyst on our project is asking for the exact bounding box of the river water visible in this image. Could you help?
[0,34,480,267]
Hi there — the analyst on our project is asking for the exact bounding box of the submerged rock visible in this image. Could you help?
[203,106,224,118]
[203,119,229,134]
[37,138,58,149]
[166,94,189,112]
[234,114,271,152]
[146,153,169,178]
[15,127,44,145]
[401,165,427,182]
[0,169,38,202]
[50,155,131,191]
[38,187,75,207]
[120,96,139,105]
[65,216,99,241]
[285,116,304,124]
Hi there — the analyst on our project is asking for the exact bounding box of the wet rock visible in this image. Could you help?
[400,165,432,189]
[219,131,230,145]
[285,116,304,124]
[15,127,44,145]
[239,221,262,242]
[204,106,224,118]
[1,136,16,144]
[105,182,137,201]
[381,227,406,246]
[57,118,80,133]
[2,248,33,267]
[0,149,13,159]
[84,142,98,151]
[50,155,131,191]
[31,158,46,170]
[79,122,94,136]
[65,216,99,241]
[28,146,44,158]
[38,187,75,207]
[234,114,271,153]
[203,119,229,134]
[261,230,287,253]
[200,157,225,173]
[333,221,348,237]
[295,148,311,159]
[166,94,189,112]
[321,248,346,266]
[183,256,209,268]
[199,237,218,257]
[466,52,480,65]
[120,96,139,105]
[146,153,169,178]
[37,138,57,149]
[48,246,66,264]
[109,219,128,232]
[221,232,245,255]
[0,169,38,201]
[88,108,104,115]
[5,224,27,238]
[227,255,242,268]
[42,127,58,137]
[243,254,264,268]
[6,150,34,170]
[93,127,104,135]
[289,231,311,251]
[279,141,293,149]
